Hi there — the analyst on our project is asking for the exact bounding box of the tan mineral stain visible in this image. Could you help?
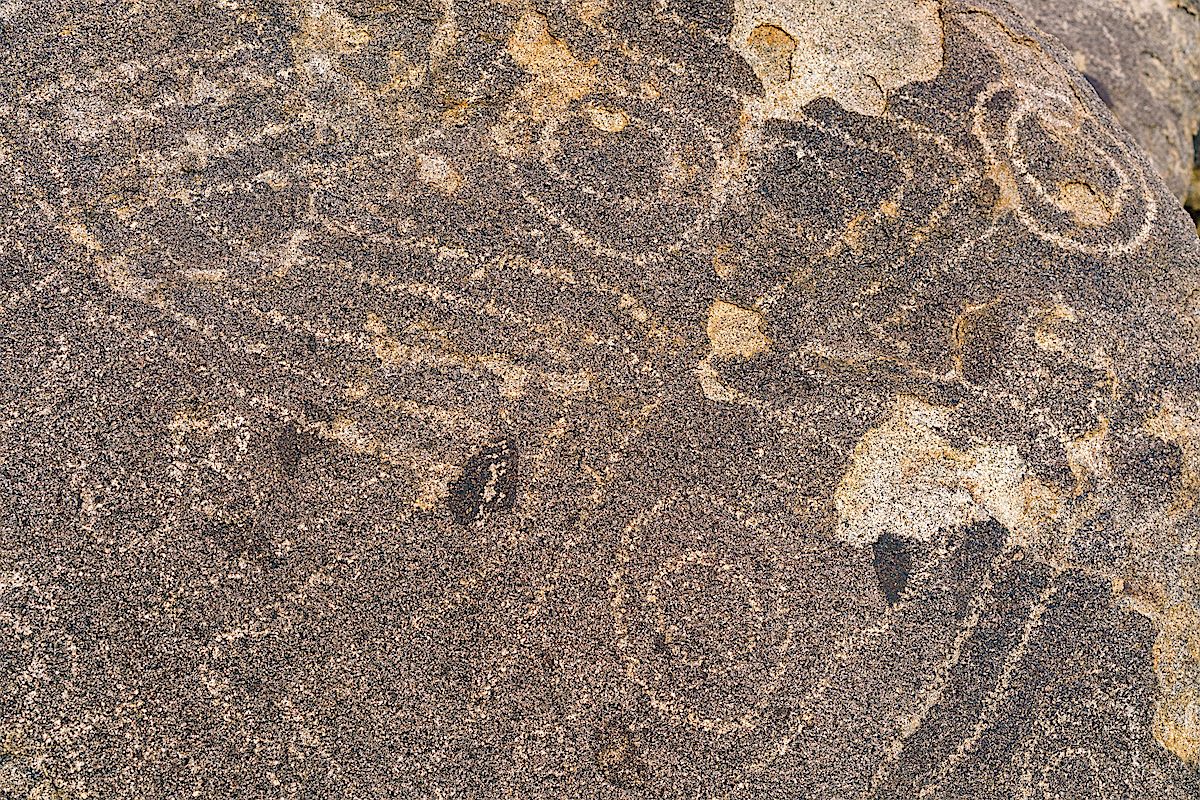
[180,268,229,283]
[294,1,371,56]
[984,162,1022,216]
[1138,406,1200,766]
[507,10,597,116]
[1154,602,1200,767]
[1062,414,1108,496]
[950,297,1002,378]
[66,221,159,301]
[712,243,739,279]
[1147,407,1200,515]
[731,0,944,118]
[577,0,610,26]
[1055,180,1115,227]
[706,299,771,358]
[744,23,795,89]
[586,105,629,133]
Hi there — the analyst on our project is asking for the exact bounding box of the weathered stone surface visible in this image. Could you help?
[1,0,1199,797]
[1008,0,1200,220]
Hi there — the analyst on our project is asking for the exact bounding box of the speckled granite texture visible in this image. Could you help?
[1007,0,1200,227]
[2,0,1200,797]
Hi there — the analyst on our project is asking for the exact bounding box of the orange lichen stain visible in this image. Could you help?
[706,300,770,358]
[1153,603,1200,767]
[586,105,629,133]
[507,10,597,116]
[1055,180,1114,227]
[985,162,1021,215]
[744,23,795,88]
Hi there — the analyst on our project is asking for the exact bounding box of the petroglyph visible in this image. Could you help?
[2,0,1199,797]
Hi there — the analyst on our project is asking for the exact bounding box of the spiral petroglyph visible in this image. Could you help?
[973,81,1159,256]
[610,496,796,735]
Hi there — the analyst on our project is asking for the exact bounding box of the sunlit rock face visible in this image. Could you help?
[1,0,1199,797]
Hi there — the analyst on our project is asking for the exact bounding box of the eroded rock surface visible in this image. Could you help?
[1,0,1199,797]
[1009,0,1200,222]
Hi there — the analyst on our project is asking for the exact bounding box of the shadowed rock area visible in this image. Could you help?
[1,0,1200,797]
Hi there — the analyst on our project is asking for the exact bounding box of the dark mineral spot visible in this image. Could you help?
[203,518,273,562]
[301,399,335,424]
[595,720,651,790]
[1118,433,1183,506]
[873,531,914,605]
[447,439,519,526]
[1083,73,1113,108]
[275,422,323,476]
[972,176,1000,210]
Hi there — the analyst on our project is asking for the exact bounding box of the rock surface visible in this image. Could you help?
[2,0,1200,797]
[1008,0,1200,223]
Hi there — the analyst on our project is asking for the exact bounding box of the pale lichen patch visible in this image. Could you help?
[730,0,944,118]
[417,153,463,194]
[834,395,1061,548]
